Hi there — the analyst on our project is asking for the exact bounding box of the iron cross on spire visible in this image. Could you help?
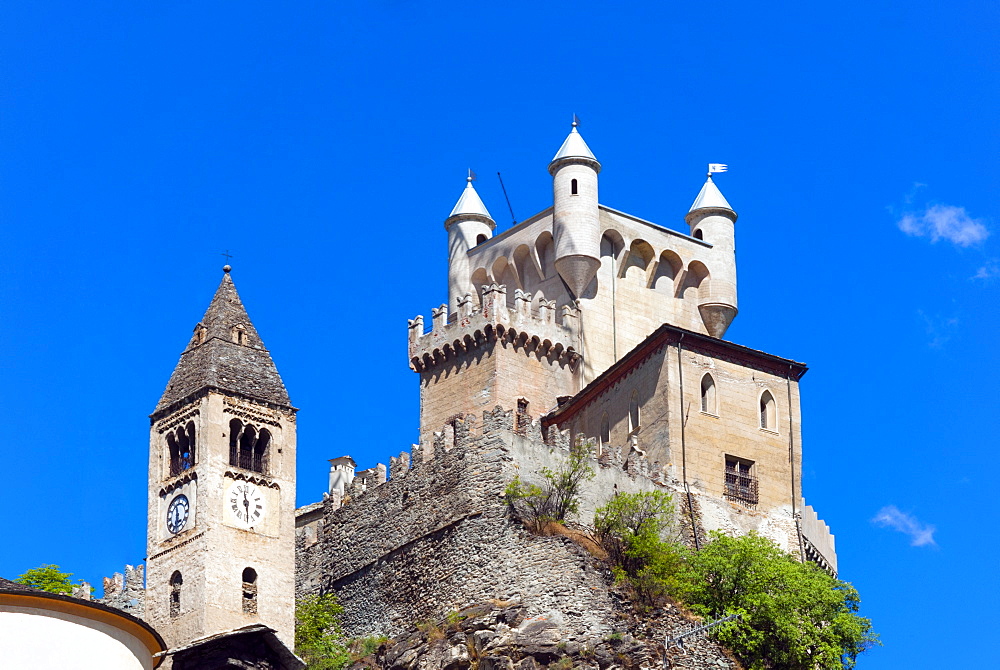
[221,250,233,273]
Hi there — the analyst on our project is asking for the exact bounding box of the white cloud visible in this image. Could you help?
[917,310,959,348]
[872,505,936,547]
[897,204,989,247]
[972,260,999,280]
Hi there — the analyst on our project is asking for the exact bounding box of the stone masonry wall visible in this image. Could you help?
[296,407,667,643]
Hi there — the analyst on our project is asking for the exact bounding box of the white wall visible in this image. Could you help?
[0,604,154,670]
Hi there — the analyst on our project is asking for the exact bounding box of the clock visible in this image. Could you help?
[166,494,190,534]
[227,481,266,528]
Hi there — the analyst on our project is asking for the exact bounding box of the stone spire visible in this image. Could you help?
[687,176,735,216]
[154,268,291,413]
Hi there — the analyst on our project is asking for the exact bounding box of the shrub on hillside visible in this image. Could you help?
[295,593,350,670]
[504,439,595,532]
[593,491,688,605]
[682,532,879,670]
[592,495,878,669]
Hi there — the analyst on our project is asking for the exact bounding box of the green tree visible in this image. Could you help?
[505,438,596,531]
[15,564,81,595]
[593,491,687,605]
[682,532,879,670]
[295,593,350,670]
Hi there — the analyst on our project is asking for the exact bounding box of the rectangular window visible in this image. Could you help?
[724,456,758,507]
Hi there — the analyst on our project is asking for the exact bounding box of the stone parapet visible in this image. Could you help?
[295,406,667,640]
[408,285,581,373]
[799,498,837,575]
[93,564,145,619]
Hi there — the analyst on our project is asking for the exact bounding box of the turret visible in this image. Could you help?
[444,174,495,313]
[549,120,601,298]
[686,174,738,338]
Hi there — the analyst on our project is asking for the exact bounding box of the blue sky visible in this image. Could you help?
[2,2,997,666]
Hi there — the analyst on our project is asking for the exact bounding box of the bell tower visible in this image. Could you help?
[146,266,297,653]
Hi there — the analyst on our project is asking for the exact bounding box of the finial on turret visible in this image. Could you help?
[223,264,232,273]
[467,168,476,184]
[572,113,580,129]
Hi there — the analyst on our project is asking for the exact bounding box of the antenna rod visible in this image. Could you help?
[497,172,517,226]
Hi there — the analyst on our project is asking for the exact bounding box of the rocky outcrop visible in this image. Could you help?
[350,600,740,670]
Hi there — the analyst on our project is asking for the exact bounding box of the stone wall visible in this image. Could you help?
[296,407,666,642]
[71,563,146,620]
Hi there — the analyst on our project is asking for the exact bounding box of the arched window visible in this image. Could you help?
[169,571,182,618]
[232,324,248,346]
[168,422,196,477]
[229,419,270,474]
[242,567,258,614]
[628,390,640,433]
[476,234,488,245]
[760,390,776,430]
[693,229,704,240]
[571,178,578,195]
[254,430,271,472]
[599,413,610,451]
[700,374,717,415]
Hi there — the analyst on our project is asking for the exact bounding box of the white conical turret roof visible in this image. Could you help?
[550,122,598,164]
[689,176,734,213]
[448,177,494,220]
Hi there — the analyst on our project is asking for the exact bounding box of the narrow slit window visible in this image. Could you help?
[628,390,640,432]
[242,567,258,615]
[571,179,578,195]
[169,571,182,618]
[700,374,717,414]
[760,390,776,430]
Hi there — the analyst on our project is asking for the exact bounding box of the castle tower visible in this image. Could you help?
[686,175,738,338]
[549,120,602,298]
[445,174,495,313]
[146,267,297,653]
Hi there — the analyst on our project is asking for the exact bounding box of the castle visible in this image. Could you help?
[132,122,836,666]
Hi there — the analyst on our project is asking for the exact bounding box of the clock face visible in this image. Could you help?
[227,482,266,528]
[166,494,190,534]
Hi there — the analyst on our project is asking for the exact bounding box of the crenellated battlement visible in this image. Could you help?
[294,405,671,639]
[799,499,838,576]
[70,564,146,618]
[408,284,581,373]
[298,405,672,548]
